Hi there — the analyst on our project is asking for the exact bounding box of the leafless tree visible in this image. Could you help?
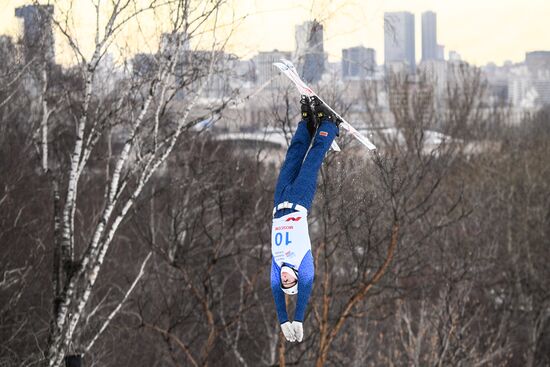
[7,1,238,366]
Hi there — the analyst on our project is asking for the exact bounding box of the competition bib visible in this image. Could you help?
[271,212,311,269]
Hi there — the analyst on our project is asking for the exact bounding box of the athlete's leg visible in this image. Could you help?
[286,120,337,211]
[273,120,312,207]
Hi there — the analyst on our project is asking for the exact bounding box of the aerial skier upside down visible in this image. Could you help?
[270,95,340,343]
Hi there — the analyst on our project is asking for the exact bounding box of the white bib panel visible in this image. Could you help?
[271,212,311,269]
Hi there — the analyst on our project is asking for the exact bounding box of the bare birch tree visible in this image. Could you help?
[18,1,237,366]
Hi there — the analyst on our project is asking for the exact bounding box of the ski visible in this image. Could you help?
[273,59,377,152]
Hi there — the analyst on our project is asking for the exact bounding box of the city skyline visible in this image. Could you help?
[1,0,550,66]
[235,0,550,66]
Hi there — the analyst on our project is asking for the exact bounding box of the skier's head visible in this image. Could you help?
[280,265,298,295]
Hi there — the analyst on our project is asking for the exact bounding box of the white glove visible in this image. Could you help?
[292,321,303,342]
[280,322,296,342]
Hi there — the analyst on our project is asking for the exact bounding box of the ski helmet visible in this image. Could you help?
[280,265,298,295]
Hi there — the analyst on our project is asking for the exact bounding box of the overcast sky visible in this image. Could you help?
[1,0,549,66]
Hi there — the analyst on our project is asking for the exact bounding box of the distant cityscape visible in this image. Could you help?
[2,4,550,129]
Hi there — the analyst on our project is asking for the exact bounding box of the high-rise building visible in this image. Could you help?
[525,51,550,73]
[508,66,536,110]
[418,59,447,103]
[524,51,550,106]
[0,36,16,60]
[437,45,445,60]
[15,4,55,64]
[342,46,376,79]
[160,32,190,55]
[448,51,462,62]
[295,20,324,82]
[132,53,158,78]
[384,12,415,74]
[421,11,437,61]
[253,50,292,87]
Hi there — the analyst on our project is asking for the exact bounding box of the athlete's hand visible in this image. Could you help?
[280,322,296,342]
[292,321,303,342]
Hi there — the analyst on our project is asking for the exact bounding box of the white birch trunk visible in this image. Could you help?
[50,53,202,367]
[40,68,51,173]
[46,2,229,365]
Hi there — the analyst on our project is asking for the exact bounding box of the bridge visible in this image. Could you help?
[213,130,292,149]
[212,127,462,155]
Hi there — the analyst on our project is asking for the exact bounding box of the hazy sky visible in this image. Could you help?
[1,0,549,66]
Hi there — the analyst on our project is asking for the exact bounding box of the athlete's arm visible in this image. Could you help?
[294,250,314,322]
[270,259,289,323]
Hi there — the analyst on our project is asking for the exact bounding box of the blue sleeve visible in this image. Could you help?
[294,250,314,322]
[270,259,289,324]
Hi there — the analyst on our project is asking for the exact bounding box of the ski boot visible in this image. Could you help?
[311,96,341,135]
[300,95,317,138]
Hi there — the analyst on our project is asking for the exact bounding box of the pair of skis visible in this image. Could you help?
[273,59,377,152]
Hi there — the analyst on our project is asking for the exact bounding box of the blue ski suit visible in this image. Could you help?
[271,119,337,324]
